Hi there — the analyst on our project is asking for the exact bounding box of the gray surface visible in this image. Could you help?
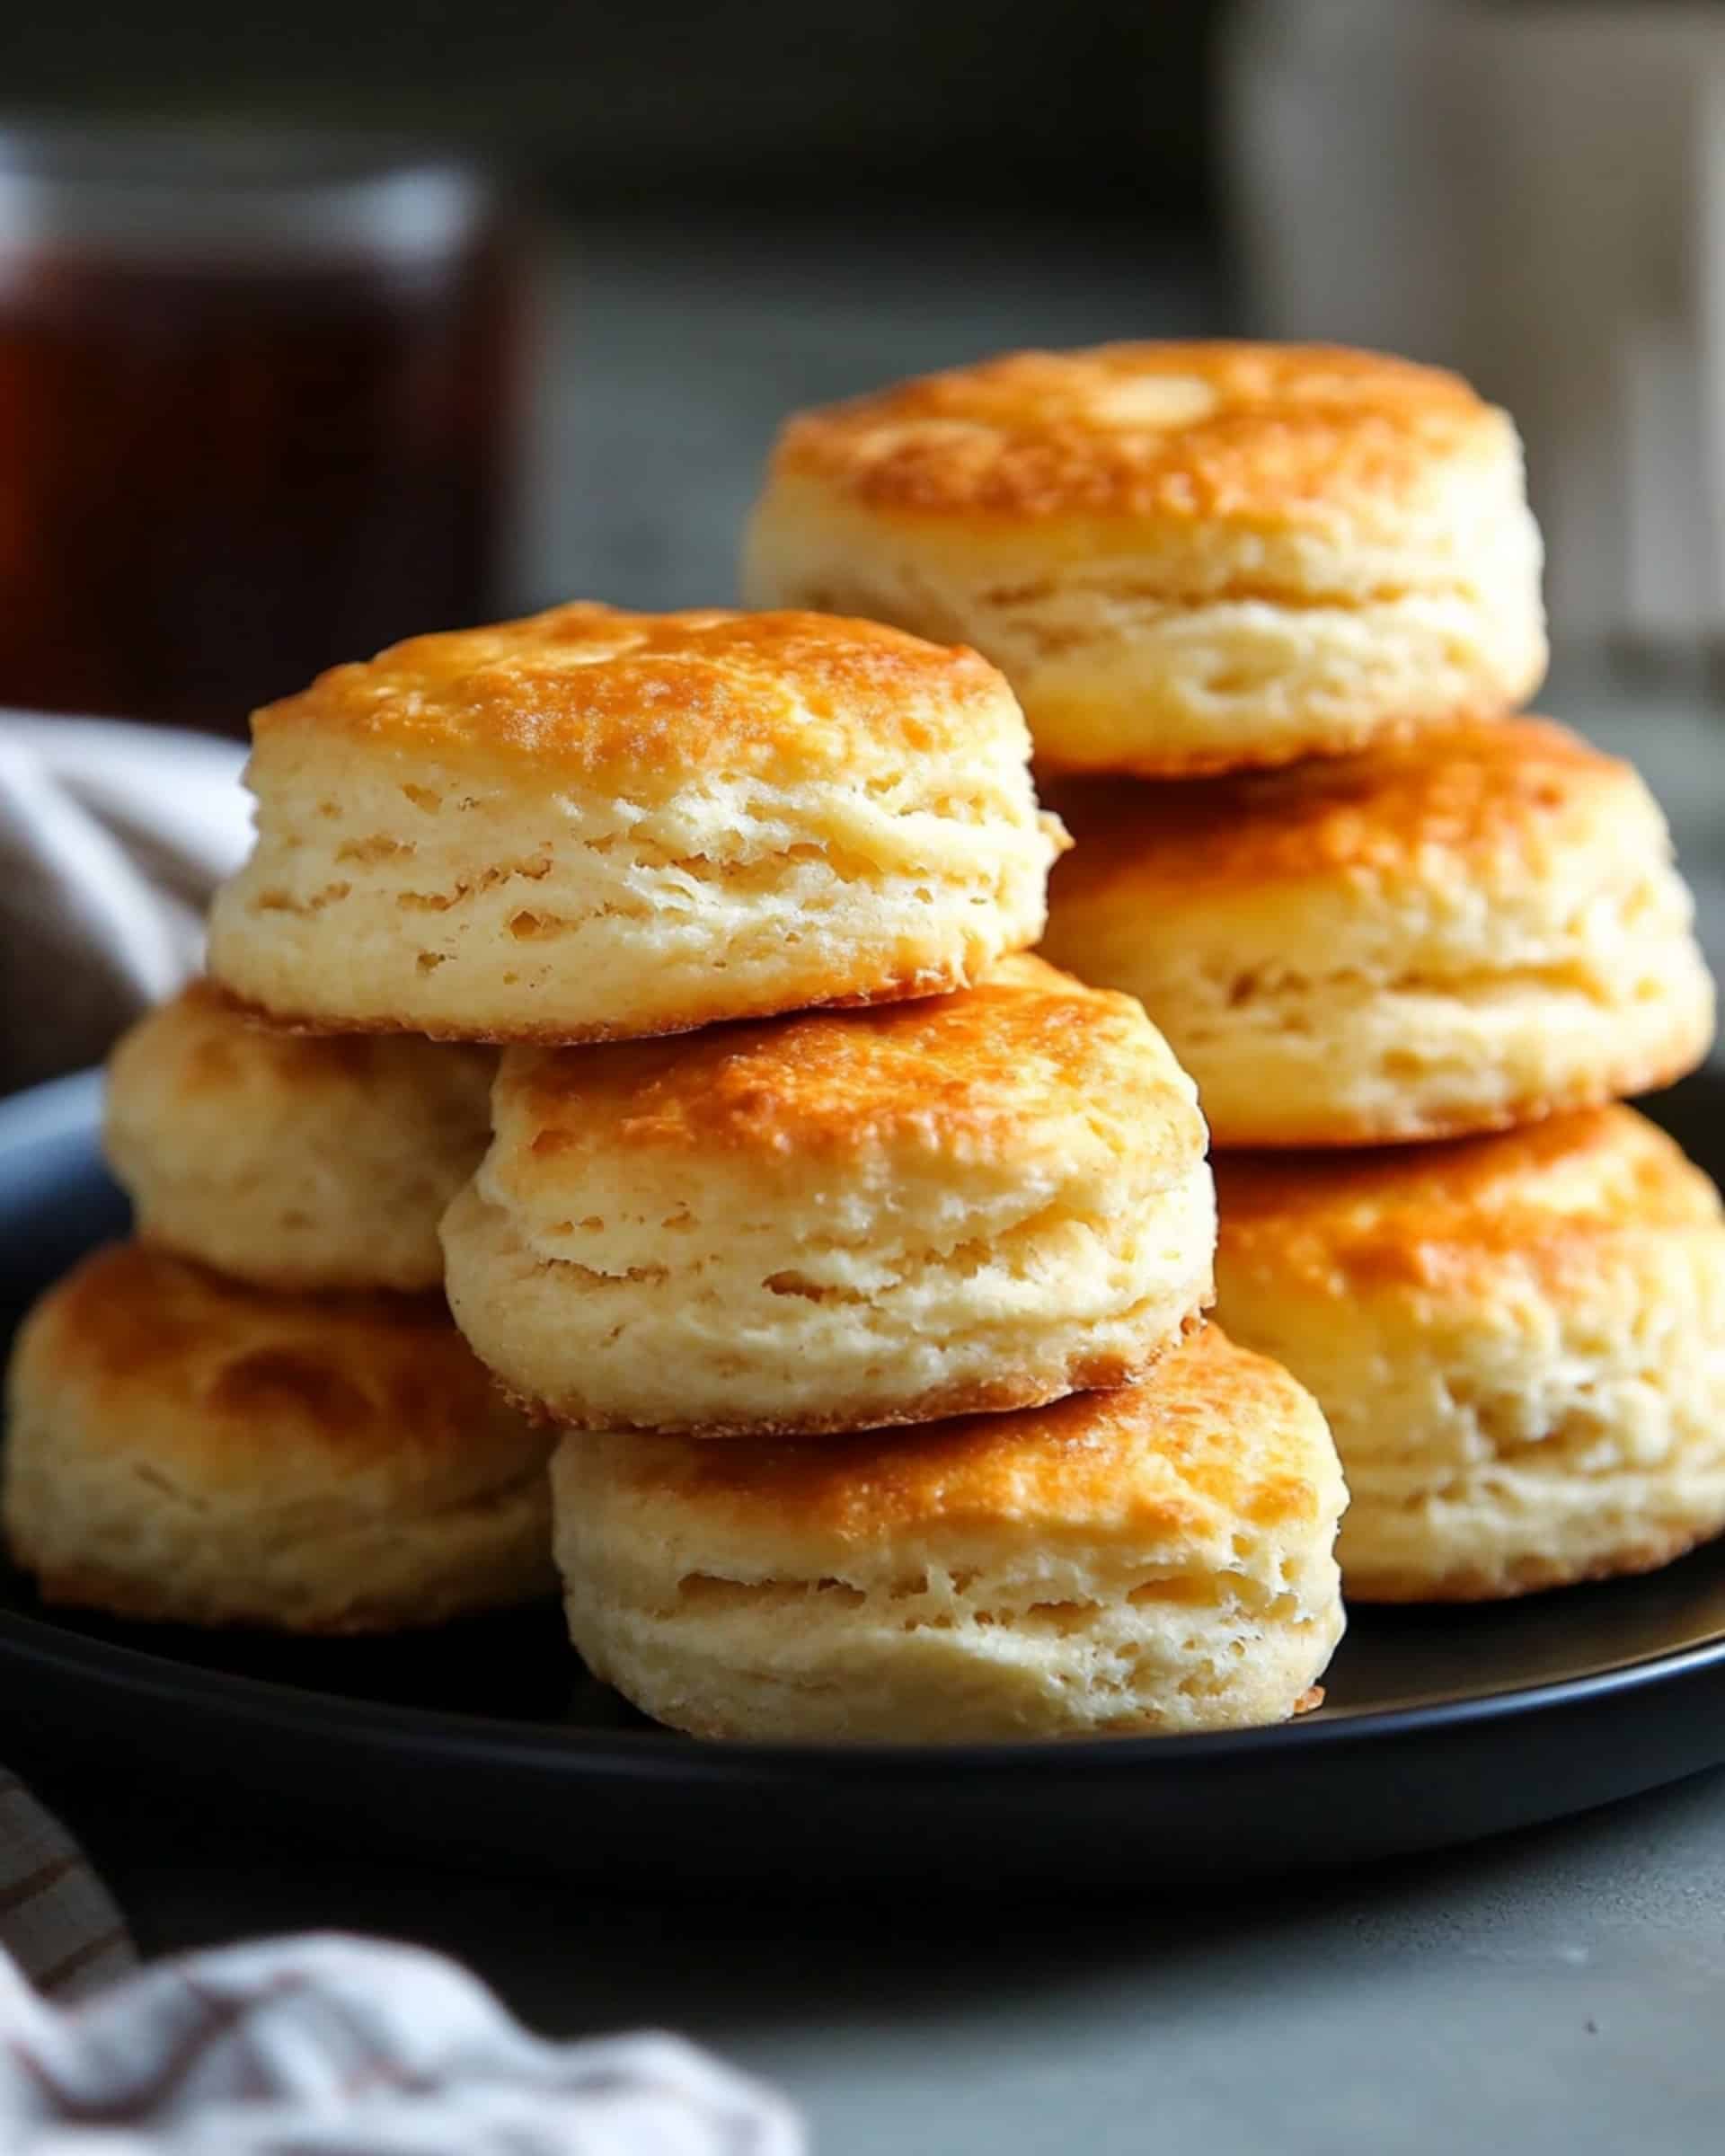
[60,1764,1725,2152]
[513,219,1217,617]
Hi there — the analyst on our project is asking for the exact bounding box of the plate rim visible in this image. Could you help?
[6,1534,1725,1786]
[0,1064,102,1144]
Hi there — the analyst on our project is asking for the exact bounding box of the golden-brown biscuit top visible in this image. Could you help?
[248,602,1022,778]
[605,1326,1329,1545]
[18,1243,537,1493]
[767,342,1508,526]
[1048,718,1639,905]
[1216,1108,1721,1300]
[495,955,1202,1177]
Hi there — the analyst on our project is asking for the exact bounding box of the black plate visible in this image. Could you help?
[4,1067,1725,1889]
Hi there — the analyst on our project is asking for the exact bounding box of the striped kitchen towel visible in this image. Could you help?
[0,1781,804,2152]
[0,1771,134,2001]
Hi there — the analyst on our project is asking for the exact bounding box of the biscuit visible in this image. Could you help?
[744,341,1545,777]
[552,1322,1345,1740]
[207,604,1065,1042]
[3,1243,556,1632]
[1041,718,1714,1147]
[104,981,494,1292]
[441,955,1215,1437]
[1213,1109,1725,1600]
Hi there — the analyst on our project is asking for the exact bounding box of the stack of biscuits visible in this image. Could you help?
[22,333,1700,1746]
[746,340,1725,1604]
[4,601,1350,1739]
[5,987,558,1634]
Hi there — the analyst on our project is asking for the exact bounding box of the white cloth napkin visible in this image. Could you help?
[0,1931,805,2155]
[0,715,252,1091]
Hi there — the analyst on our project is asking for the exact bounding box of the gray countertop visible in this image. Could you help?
[32,221,1725,2150]
[58,1760,1725,2153]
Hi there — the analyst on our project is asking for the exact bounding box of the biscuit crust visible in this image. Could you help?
[552,1323,1347,1740]
[745,342,1546,775]
[207,604,1064,1042]
[3,1244,556,1632]
[104,981,494,1291]
[1041,719,1715,1145]
[442,957,1216,1437]
[1214,1110,1725,1599]
[760,342,1509,528]
[244,602,1018,776]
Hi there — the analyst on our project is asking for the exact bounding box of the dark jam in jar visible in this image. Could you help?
[0,129,519,733]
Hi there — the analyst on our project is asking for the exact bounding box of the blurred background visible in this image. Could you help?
[0,0,1223,715]
[3,0,1723,1075]
[10,0,1725,685]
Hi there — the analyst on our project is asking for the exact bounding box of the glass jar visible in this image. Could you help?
[0,125,521,732]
